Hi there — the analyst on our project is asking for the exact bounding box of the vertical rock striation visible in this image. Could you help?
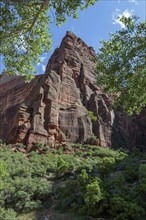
[0,31,145,150]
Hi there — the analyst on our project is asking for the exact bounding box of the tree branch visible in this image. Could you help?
[28,0,50,34]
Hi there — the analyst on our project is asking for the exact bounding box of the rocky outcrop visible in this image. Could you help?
[112,107,146,151]
[0,31,146,150]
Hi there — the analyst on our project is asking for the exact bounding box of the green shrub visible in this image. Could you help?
[15,143,26,149]
[2,177,52,212]
[139,164,146,193]
[98,157,115,177]
[71,143,82,149]
[86,133,98,145]
[0,207,18,220]
[0,142,146,220]
[35,142,44,148]
[77,169,89,184]
[0,161,9,179]
[29,152,58,176]
[84,180,103,215]
[109,196,145,220]
[56,156,69,177]
[88,111,97,121]
[57,146,63,155]
[139,164,146,179]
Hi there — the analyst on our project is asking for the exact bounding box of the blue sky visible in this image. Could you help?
[0,0,145,74]
[37,0,146,74]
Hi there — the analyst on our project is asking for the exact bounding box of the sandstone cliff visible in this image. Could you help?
[0,32,146,150]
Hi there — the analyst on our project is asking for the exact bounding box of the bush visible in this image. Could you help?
[15,143,26,149]
[139,164,146,193]
[84,180,103,215]
[2,177,52,212]
[86,133,99,145]
[0,142,146,220]
[56,156,69,177]
[88,111,97,121]
[98,157,115,177]
[109,196,145,220]
[0,207,18,220]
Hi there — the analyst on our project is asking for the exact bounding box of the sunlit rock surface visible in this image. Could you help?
[0,32,145,150]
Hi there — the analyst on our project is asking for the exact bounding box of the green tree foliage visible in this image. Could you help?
[0,0,97,81]
[84,180,103,214]
[96,16,146,114]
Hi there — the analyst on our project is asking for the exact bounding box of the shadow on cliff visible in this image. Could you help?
[111,107,146,152]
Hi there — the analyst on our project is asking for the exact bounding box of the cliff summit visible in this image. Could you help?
[0,31,146,150]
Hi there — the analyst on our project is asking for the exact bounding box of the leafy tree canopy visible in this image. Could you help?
[0,0,97,81]
[96,16,146,114]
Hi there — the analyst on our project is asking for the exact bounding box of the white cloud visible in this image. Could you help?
[112,9,134,28]
[40,56,46,62]
[37,56,47,66]
[128,0,138,5]
[41,64,46,72]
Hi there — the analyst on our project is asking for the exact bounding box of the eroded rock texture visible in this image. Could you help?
[0,32,146,150]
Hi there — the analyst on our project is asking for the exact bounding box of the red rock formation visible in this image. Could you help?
[0,32,146,150]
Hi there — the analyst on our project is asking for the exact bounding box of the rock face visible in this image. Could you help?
[0,31,146,150]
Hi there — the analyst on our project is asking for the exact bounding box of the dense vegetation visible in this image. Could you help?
[0,140,146,220]
[97,16,146,114]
